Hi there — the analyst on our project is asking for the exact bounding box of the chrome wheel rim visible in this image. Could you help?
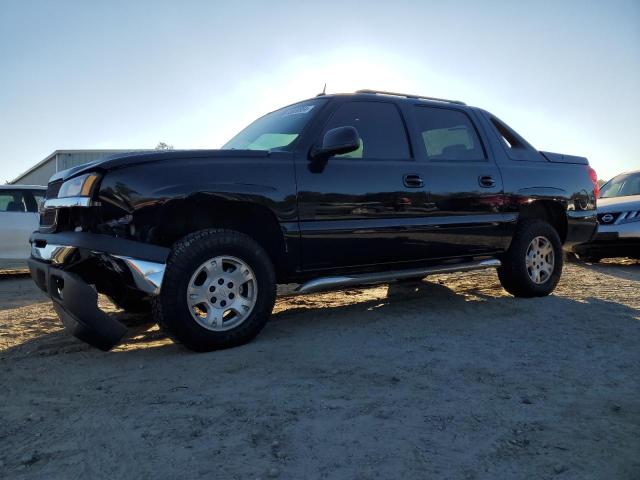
[186,256,257,331]
[526,236,555,284]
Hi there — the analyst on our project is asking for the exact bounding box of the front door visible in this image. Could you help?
[296,100,432,270]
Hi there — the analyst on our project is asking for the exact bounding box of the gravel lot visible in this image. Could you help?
[1,259,639,479]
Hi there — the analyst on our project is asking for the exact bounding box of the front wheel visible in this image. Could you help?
[153,229,277,352]
[498,220,563,298]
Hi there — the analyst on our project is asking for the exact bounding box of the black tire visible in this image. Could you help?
[498,219,563,298]
[152,228,276,352]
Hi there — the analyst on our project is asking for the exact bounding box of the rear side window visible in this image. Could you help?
[413,107,485,161]
[322,102,410,159]
[0,190,26,212]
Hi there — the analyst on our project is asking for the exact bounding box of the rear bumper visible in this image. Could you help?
[564,210,598,250]
[28,232,170,350]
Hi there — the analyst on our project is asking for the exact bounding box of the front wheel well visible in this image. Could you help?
[150,198,289,279]
[517,200,568,243]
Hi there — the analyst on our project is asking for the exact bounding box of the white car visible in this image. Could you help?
[0,185,46,260]
[575,170,640,262]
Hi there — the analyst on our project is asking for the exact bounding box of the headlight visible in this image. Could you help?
[58,173,100,198]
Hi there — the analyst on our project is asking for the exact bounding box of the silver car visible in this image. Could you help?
[0,185,46,261]
[575,170,640,262]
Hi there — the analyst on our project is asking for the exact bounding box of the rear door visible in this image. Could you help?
[296,100,432,269]
[0,189,40,259]
[408,105,506,258]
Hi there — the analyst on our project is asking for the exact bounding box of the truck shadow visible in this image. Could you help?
[3,276,639,359]
[584,259,640,282]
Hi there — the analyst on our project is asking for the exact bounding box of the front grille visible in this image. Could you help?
[41,180,64,232]
[597,212,620,225]
[46,180,63,199]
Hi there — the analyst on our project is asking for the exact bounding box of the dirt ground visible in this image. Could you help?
[1,259,639,479]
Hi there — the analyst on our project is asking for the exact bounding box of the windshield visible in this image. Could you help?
[599,172,640,198]
[223,98,327,152]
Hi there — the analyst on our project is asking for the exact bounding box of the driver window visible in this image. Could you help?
[321,102,410,159]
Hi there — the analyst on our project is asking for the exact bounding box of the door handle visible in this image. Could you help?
[478,175,496,188]
[403,174,424,188]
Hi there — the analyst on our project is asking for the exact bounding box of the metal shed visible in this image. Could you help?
[10,150,150,186]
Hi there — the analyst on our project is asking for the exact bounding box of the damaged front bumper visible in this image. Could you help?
[28,231,170,351]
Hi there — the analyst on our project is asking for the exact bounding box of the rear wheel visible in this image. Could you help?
[498,220,563,298]
[153,229,277,352]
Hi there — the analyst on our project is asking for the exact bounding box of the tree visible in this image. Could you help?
[155,142,174,150]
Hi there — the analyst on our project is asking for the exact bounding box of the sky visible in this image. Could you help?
[1,0,639,183]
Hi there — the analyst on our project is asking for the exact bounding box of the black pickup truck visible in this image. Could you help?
[28,89,598,351]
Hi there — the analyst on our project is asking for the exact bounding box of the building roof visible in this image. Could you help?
[10,149,149,184]
[0,184,46,190]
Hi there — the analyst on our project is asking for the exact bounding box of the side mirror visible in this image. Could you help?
[311,126,360,160]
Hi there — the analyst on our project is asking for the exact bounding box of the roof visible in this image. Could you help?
[10,149,152,184]
[311,89,470,108]
[353,89,467,105]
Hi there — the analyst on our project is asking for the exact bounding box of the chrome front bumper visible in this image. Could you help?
[31,243,77,265]
[31,242,166,295]
[43,196,96,209]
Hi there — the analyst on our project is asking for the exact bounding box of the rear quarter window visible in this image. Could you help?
[484,113,542,162]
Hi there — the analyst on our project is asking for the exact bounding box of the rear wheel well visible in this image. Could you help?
[517,201,568,243]
[154,198,288,279]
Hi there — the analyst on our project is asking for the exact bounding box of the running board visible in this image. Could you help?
[296,259,501,294]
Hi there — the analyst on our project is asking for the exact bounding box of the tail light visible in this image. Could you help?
[588,166,599,198]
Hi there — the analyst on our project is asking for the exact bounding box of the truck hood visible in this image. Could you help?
[49,149,269,182]
[597,194,640,212]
